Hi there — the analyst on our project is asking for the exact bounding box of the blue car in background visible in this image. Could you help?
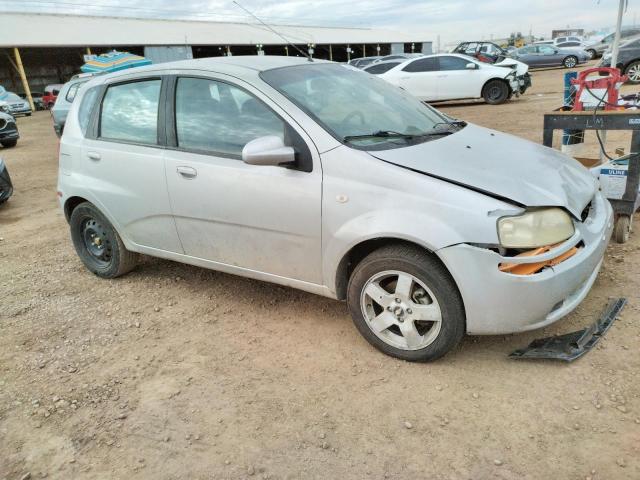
[509,44,590,68]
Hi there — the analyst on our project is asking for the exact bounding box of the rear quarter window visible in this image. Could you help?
[78,86,99,136]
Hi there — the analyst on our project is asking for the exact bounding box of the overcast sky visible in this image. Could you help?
[0,0,638,44]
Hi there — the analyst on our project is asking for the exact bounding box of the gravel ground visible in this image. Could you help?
[1,63,639,480]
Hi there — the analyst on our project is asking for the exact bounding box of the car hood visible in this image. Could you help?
[368,124,597,218]
[494,57,529,76]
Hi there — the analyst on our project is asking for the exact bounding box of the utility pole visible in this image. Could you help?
[611,0,625,72]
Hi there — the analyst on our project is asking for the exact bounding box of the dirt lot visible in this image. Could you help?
[1,64,640,480]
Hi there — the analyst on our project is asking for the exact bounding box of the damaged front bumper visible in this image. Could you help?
[509,73,532,96]
[437,191,614,335]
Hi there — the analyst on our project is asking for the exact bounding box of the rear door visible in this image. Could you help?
[435,56,486,100]
[82,76,183,253]
[394,57,439,100]
[163,74,323,283]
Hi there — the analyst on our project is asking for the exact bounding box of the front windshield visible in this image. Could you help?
[261,63,451,150]
[6,93,22,102]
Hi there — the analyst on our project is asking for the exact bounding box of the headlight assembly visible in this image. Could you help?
[497,208,575,248]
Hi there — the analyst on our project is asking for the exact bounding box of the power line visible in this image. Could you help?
[0,0,372,27]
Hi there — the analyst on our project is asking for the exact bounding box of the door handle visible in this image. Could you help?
[87,151,101,161]
[176,166,197,179]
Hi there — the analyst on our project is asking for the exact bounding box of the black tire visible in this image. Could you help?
[625,60,640,84]
[614,215,631,243]
[26,113,31,117]
[69,202,138,278]
[347,244,465,362]
[563,55,578,68]
[482,79,510,105]
[587,49,597,59]
[1,139,17,148]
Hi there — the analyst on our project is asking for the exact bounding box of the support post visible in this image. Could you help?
[285,45,289,56]
[363,44,366,57]
[86,47,92,55]
[329,44,333,61]
[13,48,34,111]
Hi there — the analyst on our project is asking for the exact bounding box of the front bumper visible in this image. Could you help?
[9,107,31,116]
[438,191,614,334]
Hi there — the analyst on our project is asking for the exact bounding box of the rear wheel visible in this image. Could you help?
[347,244,465,362]
[1,139,17,148]
[615,215,631,243]
[69,202,138,278]
[563,56,578,68]
[625,61,640,84]
[482,79,510,105]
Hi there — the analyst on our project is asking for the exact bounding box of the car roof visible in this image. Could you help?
[90,55,331,84]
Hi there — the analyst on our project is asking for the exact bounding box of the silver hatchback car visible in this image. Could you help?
[57,56,613,361]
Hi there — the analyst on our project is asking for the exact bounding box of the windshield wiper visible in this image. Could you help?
[431,120,467,130]
[343,130,424,142]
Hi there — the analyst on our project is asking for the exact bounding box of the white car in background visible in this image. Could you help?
[369,53,530,104]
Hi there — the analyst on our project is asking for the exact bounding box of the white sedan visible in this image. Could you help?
[366,53,531,105]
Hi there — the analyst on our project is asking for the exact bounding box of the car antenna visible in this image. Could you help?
[232,1,313,61]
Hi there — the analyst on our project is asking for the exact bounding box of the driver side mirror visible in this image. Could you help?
[242,135,295,167]
[465,62,477,70]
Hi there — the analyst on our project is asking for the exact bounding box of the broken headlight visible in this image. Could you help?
[497,208,574,248]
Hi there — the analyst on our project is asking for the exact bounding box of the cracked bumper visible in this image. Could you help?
[438,191,614,335]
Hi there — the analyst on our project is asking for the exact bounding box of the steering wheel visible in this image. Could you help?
[341,111,365,128]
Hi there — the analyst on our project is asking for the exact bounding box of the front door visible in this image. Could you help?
[434,55,484,100]
[163,75,322,284]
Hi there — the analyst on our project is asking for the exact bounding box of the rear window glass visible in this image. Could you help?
[365,62,400,74]
[402,57,438,72]
[66,81,87,103]
[100,79,161,144]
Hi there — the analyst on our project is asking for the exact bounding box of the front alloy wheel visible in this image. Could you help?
[563,56,578,68]
[361,271,442,351]
[347,244,465,362]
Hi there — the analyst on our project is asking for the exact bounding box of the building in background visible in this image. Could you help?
[0,12,432,106]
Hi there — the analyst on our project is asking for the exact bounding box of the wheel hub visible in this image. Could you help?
[360,270,443,351]
[82,218,112,263]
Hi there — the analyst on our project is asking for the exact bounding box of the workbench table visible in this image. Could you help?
[543,109,640,243]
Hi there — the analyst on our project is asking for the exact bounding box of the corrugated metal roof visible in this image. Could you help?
[0,12,426,47]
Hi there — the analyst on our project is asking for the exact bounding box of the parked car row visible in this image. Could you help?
[364,53,530,105]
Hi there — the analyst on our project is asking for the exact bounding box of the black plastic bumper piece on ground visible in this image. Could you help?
[509,298,627,362]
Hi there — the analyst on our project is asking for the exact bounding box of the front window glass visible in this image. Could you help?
[100,79,161,144]
[175,77,285,157]
[261,64,448,150]
[539,46,556,55]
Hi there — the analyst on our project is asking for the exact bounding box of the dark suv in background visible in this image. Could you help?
[599,35,640,83]
[586,27,640,58]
